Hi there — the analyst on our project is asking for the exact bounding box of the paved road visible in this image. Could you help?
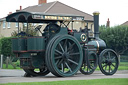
[0,69,128,84]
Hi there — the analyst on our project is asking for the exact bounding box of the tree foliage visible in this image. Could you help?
[0,37,14,56]
[99,25,128,54]
[11,23,38,37]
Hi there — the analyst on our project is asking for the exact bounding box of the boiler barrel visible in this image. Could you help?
[88,39,106,53]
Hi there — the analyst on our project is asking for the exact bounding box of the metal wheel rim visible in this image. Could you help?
[45,35,61,76]
[80,63,95,75]
[50,35,83,77]
[99,49,119,75]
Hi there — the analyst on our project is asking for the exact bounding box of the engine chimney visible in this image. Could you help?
[38,0,47,4]
[93,11,100,39]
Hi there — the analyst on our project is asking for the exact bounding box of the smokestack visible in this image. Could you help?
[8,12,12,15]
[20,6,22,10]
[106,18,110,27]
[93,11,100,39]
[38,0,47,4]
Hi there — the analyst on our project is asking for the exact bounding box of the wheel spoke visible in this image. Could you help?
[105,65,107,71]
[68,59,78,65]
[59,43,64,52]
[67,43,75,51]
[64,39,68,51]
[112,57,115,61]
[55,49,62,55]
[84,64,86,69]
[61,63,64,72]
[65,45,68,52]
[69,52,80,56]
[57,59,63,67]
[87,66,88,72]
[55,56,62,60]
[109,65,111,72]
[108,52,111,59]
[102,64,107,68]
[110,66,113,71]
[111,63,116,68]
[55,59,60,65]
[65,62,72,72]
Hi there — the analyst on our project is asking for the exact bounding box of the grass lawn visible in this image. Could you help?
[118,62,128,70]
[2,62,128,70]
[0,78,128,85]
[3,64,20,69]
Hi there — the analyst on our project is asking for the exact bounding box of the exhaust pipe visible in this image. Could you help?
[93,11,100,39]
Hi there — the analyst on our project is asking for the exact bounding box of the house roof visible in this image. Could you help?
[0,17,5,21]
[121,21,128,26]
[23,1,93,22]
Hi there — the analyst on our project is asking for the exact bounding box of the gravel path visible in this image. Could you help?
[0,69,128,84]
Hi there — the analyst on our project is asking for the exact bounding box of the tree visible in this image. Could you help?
[99,25,128,55]
[11,23,39,37]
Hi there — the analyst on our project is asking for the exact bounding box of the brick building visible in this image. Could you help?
[0,0,94,37]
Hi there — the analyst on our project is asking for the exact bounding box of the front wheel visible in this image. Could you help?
[99,49,119,75]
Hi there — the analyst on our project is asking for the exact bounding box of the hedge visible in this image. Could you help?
[0,37,14,56]
[99,25,128,55]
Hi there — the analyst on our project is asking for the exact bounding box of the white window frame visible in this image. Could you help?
[3,21,6,29]
[15,23,18,28]
[32,23,37,26]
[24,23,27,27]
[7,22,11,28]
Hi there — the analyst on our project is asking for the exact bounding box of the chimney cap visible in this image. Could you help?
[93,11,100,15]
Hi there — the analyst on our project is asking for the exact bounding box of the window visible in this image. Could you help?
[7,22,11,28]
[23,23,27,27]
[38,23,43,25]
[15,23,18,28]
[3,21,6,28]
[32,23,37,26]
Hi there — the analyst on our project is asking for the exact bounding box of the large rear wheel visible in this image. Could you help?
[46,35,83,77]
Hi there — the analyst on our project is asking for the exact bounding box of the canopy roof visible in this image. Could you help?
[6,11,84,23]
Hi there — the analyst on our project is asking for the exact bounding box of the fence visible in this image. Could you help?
[0,54,3,69]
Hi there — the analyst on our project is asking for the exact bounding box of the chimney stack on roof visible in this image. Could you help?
[8,12,12,15]
[106,18,110,27]
[20,6,22,10]
[38,0,47,4]
[16,6,22,12]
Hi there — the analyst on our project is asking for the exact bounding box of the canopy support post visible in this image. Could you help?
[72,21,74,31]
[27,22,28,36]
[18,22,19,34]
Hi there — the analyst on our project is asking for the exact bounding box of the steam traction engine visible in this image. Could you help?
[6,11,119,77]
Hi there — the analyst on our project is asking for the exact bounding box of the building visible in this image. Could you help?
[121,21,128,26]
[0,7,23,37]
[0,0,93,37]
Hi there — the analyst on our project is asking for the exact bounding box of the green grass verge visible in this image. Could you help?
[0,78,128,85]
[3,64,20,69]
[2,62,128,70]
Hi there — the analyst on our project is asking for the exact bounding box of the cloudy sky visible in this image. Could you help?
[0,0,128,26]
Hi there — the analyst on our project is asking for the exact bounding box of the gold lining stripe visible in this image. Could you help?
[95,40,99,53]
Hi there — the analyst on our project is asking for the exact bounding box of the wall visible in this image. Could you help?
[0,20,23,37]
[0,20,94,37]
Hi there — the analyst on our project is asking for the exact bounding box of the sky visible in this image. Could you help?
[0,0,128,26]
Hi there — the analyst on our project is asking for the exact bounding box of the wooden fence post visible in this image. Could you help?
[0,54,3,69]
[6,57,9,68]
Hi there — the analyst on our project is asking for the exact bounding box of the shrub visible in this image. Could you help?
[99,25,128,55]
